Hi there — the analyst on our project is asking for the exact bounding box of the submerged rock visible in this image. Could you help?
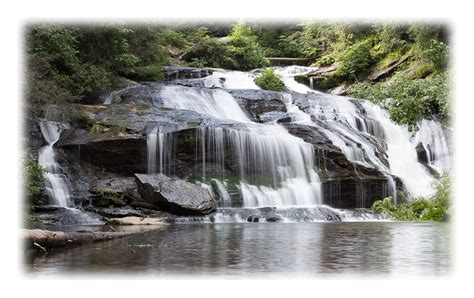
[134,173,217,215]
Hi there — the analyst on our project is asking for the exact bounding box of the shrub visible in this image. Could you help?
[67,106,94,128]
[315,55,335,67]
[337,38,375,79]
[24,157,48,206]
[73,63,113,97]
[90,123,107,134]
[255,69,286,91]
[371,174,452,221]
[128,64,165,81]
[95,190,126,207]
[422,39,449,70]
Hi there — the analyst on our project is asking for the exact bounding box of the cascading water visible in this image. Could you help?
[36,121,105,224]
[204,71,260,89]
[141,66,449,221]
[413,119,451,175]
[157,84,323,208]
[271,66,443,199]
[275,66,321,94]
[360,102,436,197]
[147,126,173,175]
[38,121,71,207]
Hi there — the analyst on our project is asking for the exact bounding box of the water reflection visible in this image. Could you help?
[25,222,451,276]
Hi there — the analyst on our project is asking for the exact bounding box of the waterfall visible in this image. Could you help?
[360,102,435,198]
[38,121,71,207]
[413,119,450,175]
[147,127,158,174]
[161,86,251,122]
[309,77,314,90]
[275,66,321,94]
[144,66,449,208]
[204,71,260,89]
[147,126,173,175]
[159,85,323,207]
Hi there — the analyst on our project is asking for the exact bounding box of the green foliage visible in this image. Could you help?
[90,123,107,134]
[182,23,268,70]
[372,174,452,221]
[337,38,375,79]
[114,123,127,134]
[422,39,449,70]
[26,25,176,106]
[128,64,165,81]
[24,157,48,206]
[255,69,286,91]
[67,106,94,127]
[95,190,126,207]
[348,72,450,128]
[315,55,335,67]
[26,22,450,132]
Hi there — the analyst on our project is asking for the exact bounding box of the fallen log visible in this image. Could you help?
[22,226,163,250]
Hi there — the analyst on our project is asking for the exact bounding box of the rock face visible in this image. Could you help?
[134,174,217,215]
[164,66,213,81]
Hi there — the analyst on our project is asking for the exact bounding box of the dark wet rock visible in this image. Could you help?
[247,215,260,222]
[227,89,287,122]
[25,117,46,155]
[134,173,217,216]
[89,177,139,207]
[31,207,104,226]
[59,129,146,175]
[164,66,213,81]
[258,111,288,123]
[85,207,145,218]
[84,77,140,105]
[415,142,429,164]
[294,64,341,91]
[283,122,403,208]
[31,205,61,213]
[266,215,283,222]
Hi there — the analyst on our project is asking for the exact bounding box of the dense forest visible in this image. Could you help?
[26,21,451,128]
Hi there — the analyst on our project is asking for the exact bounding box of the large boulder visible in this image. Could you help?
[134,174,217,215]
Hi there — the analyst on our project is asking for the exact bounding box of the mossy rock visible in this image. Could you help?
[92,189,127,207]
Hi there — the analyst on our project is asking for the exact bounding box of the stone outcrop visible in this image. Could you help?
[134,174,217,215]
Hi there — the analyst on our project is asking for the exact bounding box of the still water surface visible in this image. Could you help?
[26,222,451,277]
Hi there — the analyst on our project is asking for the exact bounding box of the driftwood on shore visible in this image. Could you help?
[22,229,138,250]
[23,220,166,250]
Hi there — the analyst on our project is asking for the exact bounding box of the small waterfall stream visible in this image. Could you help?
[38,121,71,207]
